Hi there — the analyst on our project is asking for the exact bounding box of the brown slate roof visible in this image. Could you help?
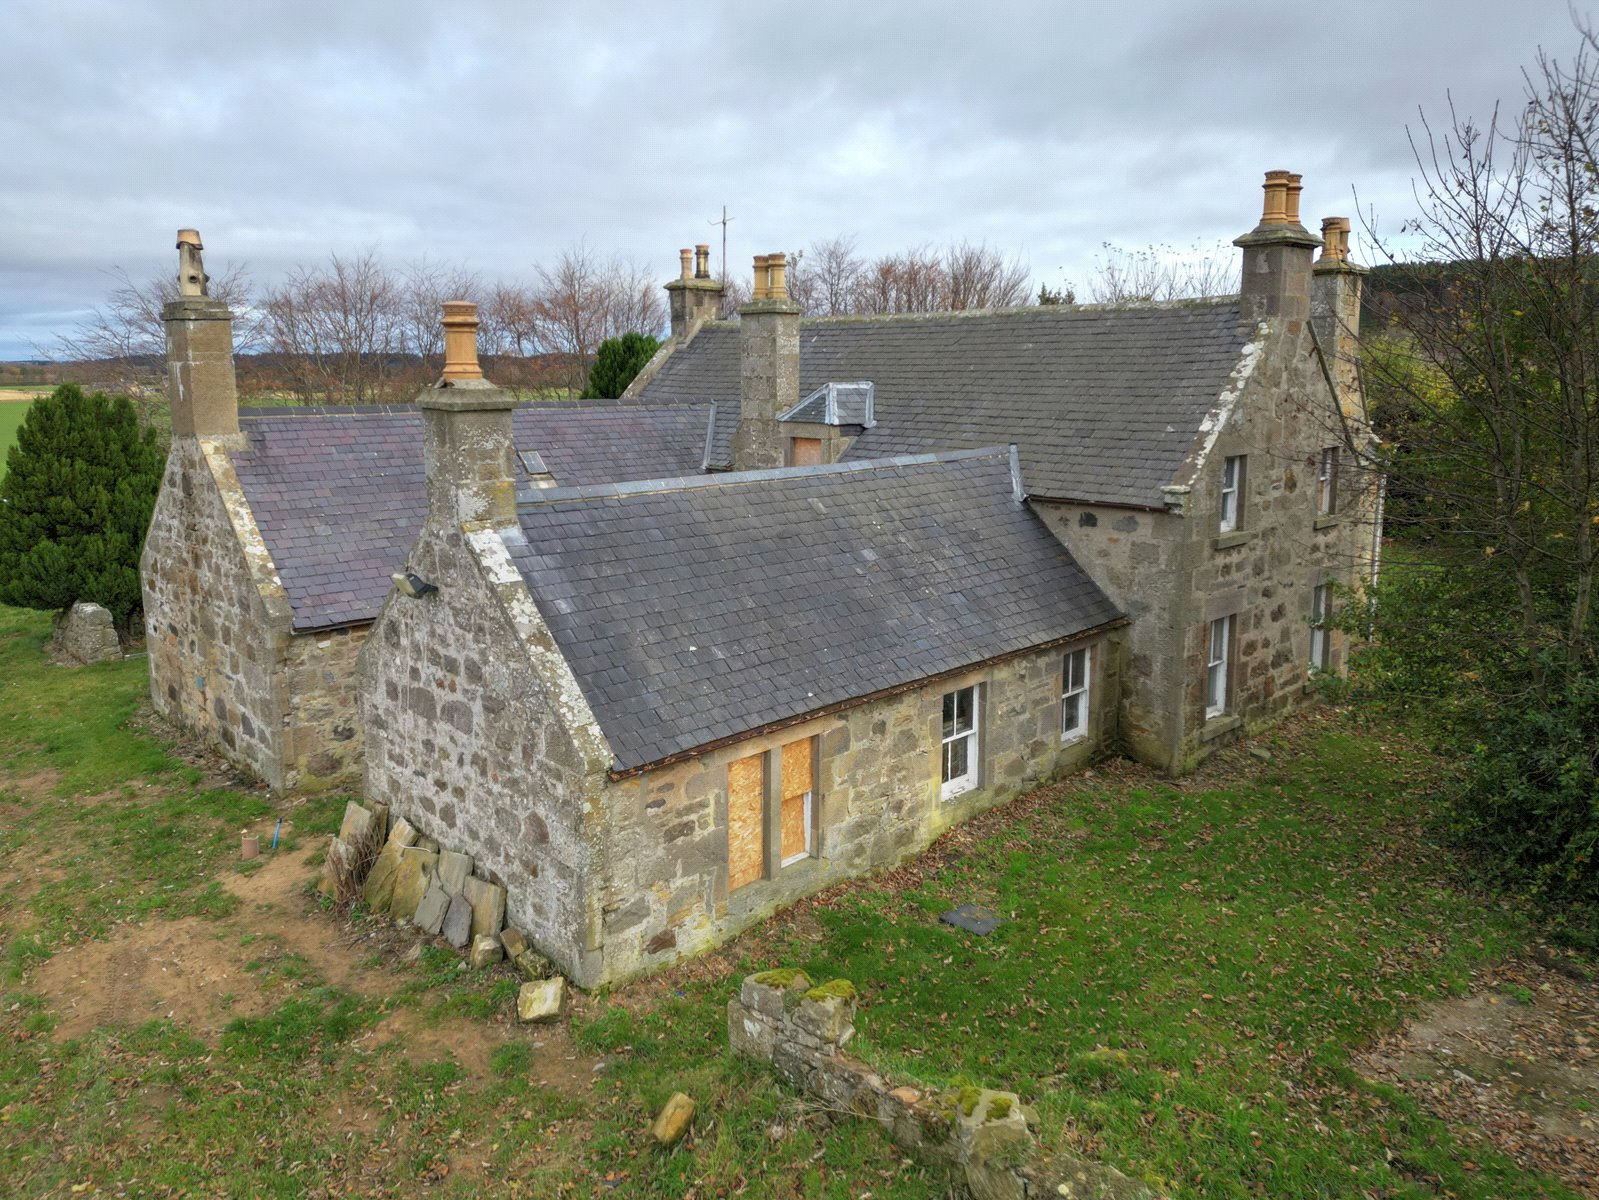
[231,403,714,631]
[635,301,1248,507]
[504,448,1125,773]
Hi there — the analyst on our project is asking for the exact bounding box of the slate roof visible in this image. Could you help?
[231,403,714,631]
[635,301,1248,507]
[504,448,1125,772]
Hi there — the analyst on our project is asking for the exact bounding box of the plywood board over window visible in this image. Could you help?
[780,736,814,865]
[728,752,764,891]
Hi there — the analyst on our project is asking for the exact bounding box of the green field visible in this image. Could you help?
[0,398,31,476]
[0,601,1586,1198]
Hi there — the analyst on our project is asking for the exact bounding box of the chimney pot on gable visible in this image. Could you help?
[162,229,239,437]
[1234,170,1321,331]
[1261,169,1291,225]
[666,244,725,341]
[768,252,789,302]
[440,300,484,383]
[418,302,517,528]
[1284,173,1304,225]
[1318,216,1349,263]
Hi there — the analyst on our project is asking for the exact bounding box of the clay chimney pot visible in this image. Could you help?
[440,300,484,382]
[1285,173,1304,225]
[176,228,203,249]
[694,243,711,280]
[1261,170,1291,225]
[769,252,789,301]
[679,248,693,280]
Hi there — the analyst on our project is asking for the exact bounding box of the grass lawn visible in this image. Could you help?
[0,602,1583,1198]
[0,397,30,476]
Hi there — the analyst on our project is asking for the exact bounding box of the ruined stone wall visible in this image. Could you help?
[281,625,367,792]
[142,439,289,787]
[592,634,1115,984]
[358,520,607,984]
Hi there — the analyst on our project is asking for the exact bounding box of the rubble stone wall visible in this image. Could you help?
[593,635,1115,984]
[282,624,368,791]
[142,438,288,787]
[358,518,609,985]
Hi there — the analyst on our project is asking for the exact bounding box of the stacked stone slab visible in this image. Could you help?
[320,800,574,1008]
[728,970,1153,1200]
[318,800,388,903]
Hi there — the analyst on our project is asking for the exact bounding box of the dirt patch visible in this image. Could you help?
[1357,954,1599,1196]
[33,916,272,1040]
[221,840,402,996]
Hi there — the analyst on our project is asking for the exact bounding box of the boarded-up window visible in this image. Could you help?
[780,736,814,865]
[727,752,764,891]
[790,437,824,467]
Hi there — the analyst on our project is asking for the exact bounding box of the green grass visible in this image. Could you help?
[0,601,1582,1197]
[0,397,29,477]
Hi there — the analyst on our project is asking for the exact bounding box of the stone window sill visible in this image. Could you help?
[1313,515,1342,531]
[1211,529,1257,551]
[1199,713,1243,742]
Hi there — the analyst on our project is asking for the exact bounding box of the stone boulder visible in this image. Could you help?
[55,602,120,665]
[517,977,568,1023]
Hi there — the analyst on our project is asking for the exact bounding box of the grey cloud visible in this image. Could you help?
[0,0,1589,357]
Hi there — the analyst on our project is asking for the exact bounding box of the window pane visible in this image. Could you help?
[1207,662,1223,709]
[1063,695,1082,733]
[953,687,973,734]
[1210,618,1226,662]
[942,691,955,739]
[945,736,969,781]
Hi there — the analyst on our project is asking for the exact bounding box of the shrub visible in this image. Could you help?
[581,331,660,399]
[0,384,165,630]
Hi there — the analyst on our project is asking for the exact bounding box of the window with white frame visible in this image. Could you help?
[1219,455,1244,532]
[1061,647,1090,741]
[1206,616,1233,718]
[940,685,979,798]
[1317,447,1338,516]
[1309,583,1332,672]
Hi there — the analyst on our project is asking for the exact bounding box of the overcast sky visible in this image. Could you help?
[0,0,1588,360]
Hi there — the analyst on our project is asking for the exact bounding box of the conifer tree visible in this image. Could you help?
[581,331,660,399]
[0,384,165,631]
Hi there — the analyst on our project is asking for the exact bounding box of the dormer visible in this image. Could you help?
[778,381,875,466]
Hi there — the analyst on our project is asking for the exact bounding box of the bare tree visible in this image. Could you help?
[1086,242,1236,304]
[52,262,257,423]
[397,259,481,377]
[529,243,667,394]
[261,250,405,406]
[1360,33,1599,667]
[943,240,1032,310]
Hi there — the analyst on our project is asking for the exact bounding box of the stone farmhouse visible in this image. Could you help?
[140,171,1375,984]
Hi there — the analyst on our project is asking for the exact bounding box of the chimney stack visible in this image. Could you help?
[417,301,518,528]
[1233,169,1321,332]
[732,251,801,471]
[162,229,240,439]
[666,242,724,342]
[1312,216,1367,416]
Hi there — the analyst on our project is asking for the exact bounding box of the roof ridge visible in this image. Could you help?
[517,445,1011,507]
[796,295,1240,328]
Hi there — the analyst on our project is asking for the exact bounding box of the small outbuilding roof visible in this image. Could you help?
[636,300,1249,506]
[504,448,1125,773]
[231,403,715,631]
